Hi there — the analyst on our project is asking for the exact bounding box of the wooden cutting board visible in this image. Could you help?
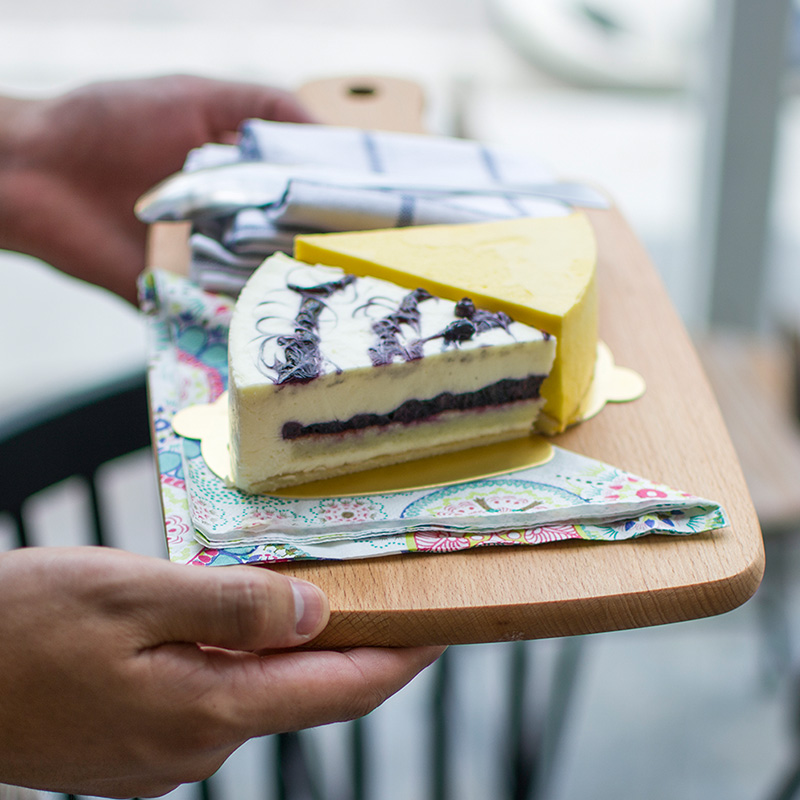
[147,77,763,647]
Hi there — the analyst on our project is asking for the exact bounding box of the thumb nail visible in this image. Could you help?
[290,580,329,638]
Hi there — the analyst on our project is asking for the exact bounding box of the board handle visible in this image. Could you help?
[297,75,426,133]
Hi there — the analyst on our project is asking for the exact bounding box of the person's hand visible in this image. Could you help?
[0,74,314,302]
[0,546,443,798]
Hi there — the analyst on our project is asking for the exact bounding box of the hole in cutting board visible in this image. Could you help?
[347,84,377,98]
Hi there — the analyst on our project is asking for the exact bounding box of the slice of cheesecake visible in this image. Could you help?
[228,252,556,493]
[294,213,597,433]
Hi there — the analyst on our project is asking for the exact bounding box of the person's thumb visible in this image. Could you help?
[135,560,330,651]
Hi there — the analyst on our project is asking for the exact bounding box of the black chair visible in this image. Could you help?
[0,369,584,800]
[0,370,152,548]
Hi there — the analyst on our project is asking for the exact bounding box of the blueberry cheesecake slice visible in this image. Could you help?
[228,252,556,493]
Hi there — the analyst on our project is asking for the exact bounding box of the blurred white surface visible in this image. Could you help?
[0,252,146,419]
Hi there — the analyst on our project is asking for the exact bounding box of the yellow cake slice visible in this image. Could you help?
[295,212,597,433]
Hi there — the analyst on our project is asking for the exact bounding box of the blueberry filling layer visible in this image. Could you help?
[281,374,546,440]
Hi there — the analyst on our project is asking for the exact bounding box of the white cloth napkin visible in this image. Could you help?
[179,121,569,294]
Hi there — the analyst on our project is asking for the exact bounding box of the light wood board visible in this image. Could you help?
[147,77,764,647]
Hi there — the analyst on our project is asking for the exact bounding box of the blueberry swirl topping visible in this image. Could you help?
[368,288,432,365]
[263,274,529,383]
[267,274,355,384]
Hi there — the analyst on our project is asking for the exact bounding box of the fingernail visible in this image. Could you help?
[291,580,328,638]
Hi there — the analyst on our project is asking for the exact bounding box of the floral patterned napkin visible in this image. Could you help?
[140,270,727,566]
